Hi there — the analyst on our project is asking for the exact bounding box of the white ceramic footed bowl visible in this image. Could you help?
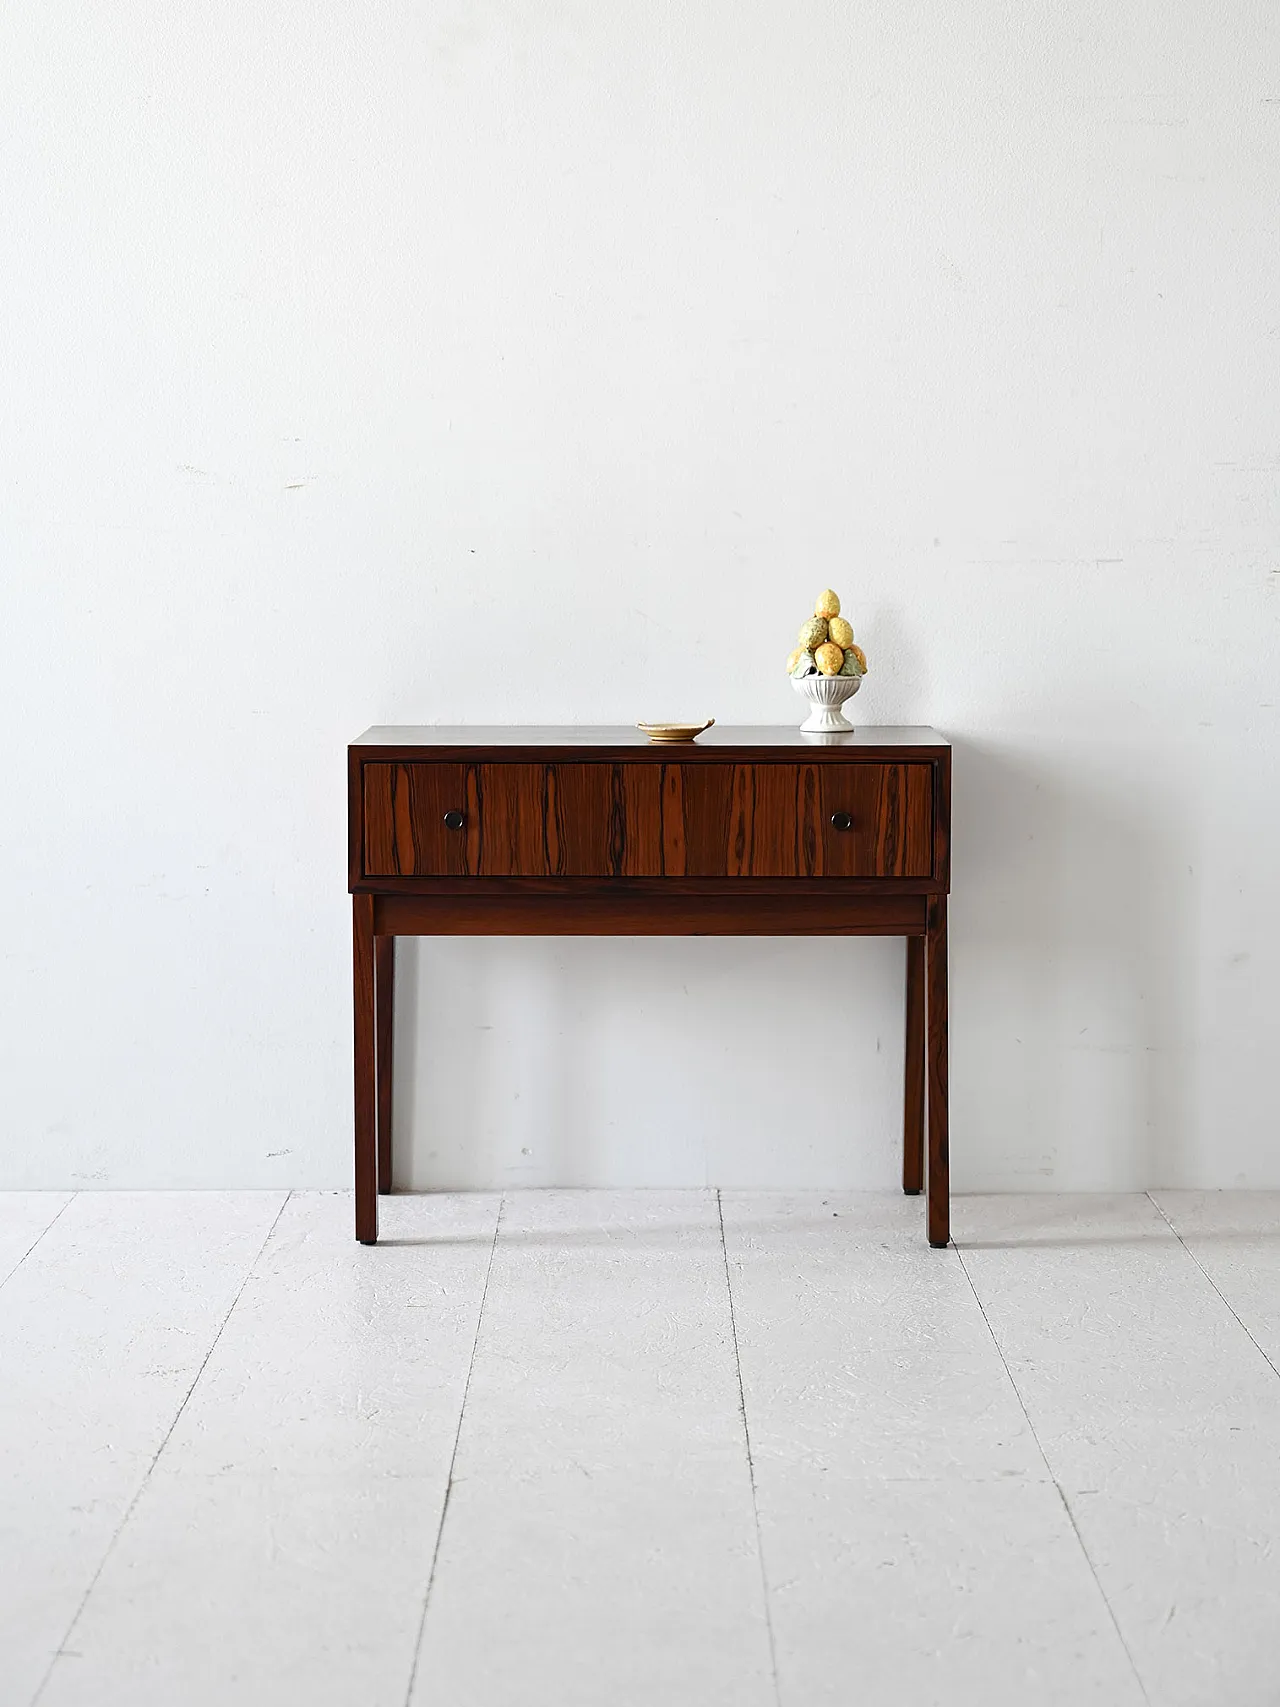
[791,671,863,733]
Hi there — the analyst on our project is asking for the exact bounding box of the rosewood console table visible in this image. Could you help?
[349,727,951,1247]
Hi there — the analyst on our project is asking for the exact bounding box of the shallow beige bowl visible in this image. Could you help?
[636,718,715,743]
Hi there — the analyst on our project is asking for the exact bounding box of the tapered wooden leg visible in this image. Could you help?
[903,934,925,1195]
[376,935,394,1195]
[926,894,949,1247]
[353,893,378,1244]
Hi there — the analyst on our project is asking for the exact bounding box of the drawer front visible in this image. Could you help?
[681,763,934,877]
[362,761,934,879]
[363,763,652,877]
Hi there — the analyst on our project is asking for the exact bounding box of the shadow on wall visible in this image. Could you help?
[954,735,1198,1190]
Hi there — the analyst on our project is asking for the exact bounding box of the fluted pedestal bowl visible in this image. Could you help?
[792,671,862,733]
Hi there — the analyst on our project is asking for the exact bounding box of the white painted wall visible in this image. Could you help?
[3,2,1279,1192]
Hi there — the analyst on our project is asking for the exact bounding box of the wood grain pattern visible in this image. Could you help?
[903,935,925,1195]
[796,763,823,877]
[473,765,546,876]
[362,761,933,881]
[661,764,687,875]
[927,893,949,1247]
[613,765,665,876]
[363,763,466,879]
[817,764,933,878]
[352,893,377,1244]
[375,936,394,1196]
[373,889,927,938]
[347,745,363,891]
[934,745,953,893]
[682,762,934,877]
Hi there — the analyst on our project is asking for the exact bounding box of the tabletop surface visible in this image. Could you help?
[353,725,948,754]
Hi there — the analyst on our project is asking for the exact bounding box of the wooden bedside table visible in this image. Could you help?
[348,726,951,1247]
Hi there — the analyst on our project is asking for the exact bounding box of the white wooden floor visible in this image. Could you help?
[2,1191,1277,1706]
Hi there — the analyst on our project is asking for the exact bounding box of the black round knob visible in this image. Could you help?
[442,810,465,831]
[830,811,853,831]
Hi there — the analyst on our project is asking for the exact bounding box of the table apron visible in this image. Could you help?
[371,889,928,937]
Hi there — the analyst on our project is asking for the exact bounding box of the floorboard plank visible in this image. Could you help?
[723,1192,1143,1707]
[956,1193,1280,1707]
[409,1189,775,1707]
[0,1192,286,1707]
[35,1191,500,1707]
[0,1194,73,1290]
[1150,1189,1280,1373]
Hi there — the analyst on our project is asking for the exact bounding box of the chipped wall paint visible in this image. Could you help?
[2,2,1279,1189]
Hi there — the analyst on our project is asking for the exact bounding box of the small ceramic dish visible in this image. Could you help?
[636,718,715,743]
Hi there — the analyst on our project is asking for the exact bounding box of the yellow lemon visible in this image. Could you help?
[814,588,841,619]
[815,641,844,676]
[828,615,854,649]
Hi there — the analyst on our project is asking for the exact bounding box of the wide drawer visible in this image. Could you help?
[362,761,934,879]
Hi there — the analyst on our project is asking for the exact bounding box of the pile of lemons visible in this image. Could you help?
[786,588,868,680]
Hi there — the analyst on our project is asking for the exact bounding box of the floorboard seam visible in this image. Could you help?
[1146,1191,1280,1383]
[717,1189,782,1707]
[953,1241,1151,1706]
[28,1189,293,1707]
[0,1194,76,1296]
[403,1191,505,1707]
